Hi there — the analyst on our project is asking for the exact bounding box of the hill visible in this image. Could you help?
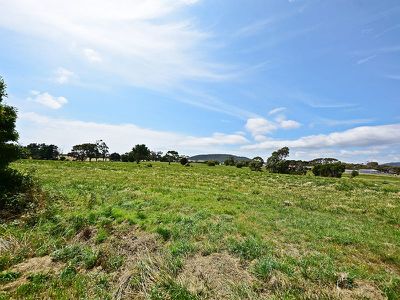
[383,162,400,167]
[189,154,250,162]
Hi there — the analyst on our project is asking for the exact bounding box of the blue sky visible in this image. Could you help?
[1,0,399,162]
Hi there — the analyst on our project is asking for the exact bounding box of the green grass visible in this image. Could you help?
[1,160,399,299]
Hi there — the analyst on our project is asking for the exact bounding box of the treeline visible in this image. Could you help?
[19,140,400,177]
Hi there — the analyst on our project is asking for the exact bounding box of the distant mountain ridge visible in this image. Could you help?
[189,154,250,163]
[383,162,400,167]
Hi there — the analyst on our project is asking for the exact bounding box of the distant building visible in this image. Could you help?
[345,169,379,175]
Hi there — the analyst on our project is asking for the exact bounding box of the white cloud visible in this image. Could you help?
[245,114,301,139]
[243,124,400,151]
[245,118,277,137]
[0,0,230,89]
[17,112,248,154]
[83,48,102,63]
[278,119,301,129]
[28,91,68,109]
[268,107,286,115]
[55,67,74,84]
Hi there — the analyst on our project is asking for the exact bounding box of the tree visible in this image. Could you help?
[109,152,121,161]
[180,157,188,165]
[287,160,307,175]
[165,150,179,165]
[312,162,345,178]
[0,76,34,212]
[266,147,290,173]
[121,153,129,162]
[130,144,150,164]
[366,161,379,169]
[0,76,20,170]
[150,151,163,161]
[25,143,59,160]
[69,143,97,161]
[224,156,235,166]
[96,140,109,161]
[309,158,339,165]
[249,157,263,171]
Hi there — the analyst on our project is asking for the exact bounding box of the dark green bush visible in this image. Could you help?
[180,157,188,165]
[312,162,345,178]
[249,159,263,171]
[351,170,359,178]
[0,168,36,213]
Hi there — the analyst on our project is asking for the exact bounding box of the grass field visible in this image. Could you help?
[1,160,399,299]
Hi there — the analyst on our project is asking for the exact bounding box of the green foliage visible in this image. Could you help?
[156,227,172,241]
[249,158,263,171]
[0,77,37,213]
[25,143,60,160]
[287,160,307,175]
[0,271,20,283]
[206,160,217,166]
[313,162,346,178]
[351,170,359,178]
[235,161,246,168]
[109,152,121,161]
[266,147,290,174]
[0,76,20,169]
[165,150,179,164]
[224,156,236,166]
[180,157,188,165]
[129,144,151,163]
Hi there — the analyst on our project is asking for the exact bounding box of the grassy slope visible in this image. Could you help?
[1,160,399,299]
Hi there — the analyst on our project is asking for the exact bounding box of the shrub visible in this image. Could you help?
[207,160,216,166]
[0,168,36,213]
[180,157,188,165]
[236,161,246,168]
[313,162,346,178]
[351,170,359,178]
[224,156,235,166]
[0,76,38,215]
[287,160,307,175]
[249,159,263,171]
[109,152,121,161]
[59,156,66,161]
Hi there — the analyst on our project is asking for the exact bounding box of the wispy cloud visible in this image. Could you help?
[54,67,74,84]
[28,91,68,109]
[319,118,375,126]
[0,0,232,89]
[268,107,286,115]
[374,24,400,39]
[290,92,358,109]
[233,18,276,37]
[356,55,376,65]
[83,48,102,63]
